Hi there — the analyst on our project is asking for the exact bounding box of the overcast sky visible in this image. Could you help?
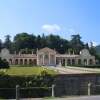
[0,0,100,46]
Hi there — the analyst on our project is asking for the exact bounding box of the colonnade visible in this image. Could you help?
[8,57,95,66]
[56,58,95,66]
[9,58,37,65]
[37,53,56,66]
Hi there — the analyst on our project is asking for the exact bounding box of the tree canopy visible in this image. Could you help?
[0,32,96,55]
[1,32,100,62]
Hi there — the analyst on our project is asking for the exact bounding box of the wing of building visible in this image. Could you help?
[0,47,95,66]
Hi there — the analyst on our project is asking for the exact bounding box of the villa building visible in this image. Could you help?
[0,47,95,66]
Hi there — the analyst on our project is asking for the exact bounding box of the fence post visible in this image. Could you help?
[52,84,55,97]
[16,85,20,100]
[88,82,91,96]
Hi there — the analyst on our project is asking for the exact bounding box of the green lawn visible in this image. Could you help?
[0,66,57,76]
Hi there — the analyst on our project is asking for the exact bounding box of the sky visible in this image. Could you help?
[0,0,100,46]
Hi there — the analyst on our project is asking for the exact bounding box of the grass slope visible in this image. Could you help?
[0,66,57,76]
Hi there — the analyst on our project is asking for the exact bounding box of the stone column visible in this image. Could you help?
[16,85,20,100]
[88,82,91,96]
[36,48,39,65]
[43,54,44,65]
[19,51,21,56]
[52,84,55,97]
[23,59,25,65]
[55,55,56,66]
[74,59,76,65]
[32,51,34,54]
[87,59,89,65]
[37,54,39,65]
[59,59,62,67]
[65,58,67,66]
[12,59,14,65]
[73,51,75,55]
[93,59,95,65]
[49,53,51,65]
[27,59,29,65]
[69,59,71,66]
[18,59,20,65]
[13,59,16,65]
[22,59,24,65]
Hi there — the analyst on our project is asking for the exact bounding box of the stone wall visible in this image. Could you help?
[54,73,100,96]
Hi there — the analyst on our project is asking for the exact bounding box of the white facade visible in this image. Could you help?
[0,47,95,66]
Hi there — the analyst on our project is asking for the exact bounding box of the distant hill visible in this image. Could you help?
[95,45,100,55]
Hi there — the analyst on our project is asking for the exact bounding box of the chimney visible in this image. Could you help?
[32,50,34,54]
[68,49,71,55]
[19,51,21,55]
[73,51,75,55]
[37,48,38,54]
[14,51,17,55]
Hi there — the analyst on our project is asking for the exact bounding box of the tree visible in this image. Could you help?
[41,33,47,48]
[70,34,84,54]
[84,43,89,49]
[0,39,2,51]
[14,33,36,52]
[46,34,68,53]
[3,35,12,50]
[0,58,9,69]
[36,35,42,49]
[1,33,95,56]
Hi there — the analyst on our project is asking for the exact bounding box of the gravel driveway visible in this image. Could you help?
[9,96,100,100]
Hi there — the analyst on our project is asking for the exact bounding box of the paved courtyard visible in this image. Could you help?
[44,96,100,100]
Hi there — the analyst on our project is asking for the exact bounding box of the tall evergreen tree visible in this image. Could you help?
[70,34,84,54]
[0,39,2,51]
[36,35,42,49]
[4,35,12,50]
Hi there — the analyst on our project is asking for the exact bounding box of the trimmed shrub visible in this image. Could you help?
[0,58,9,69]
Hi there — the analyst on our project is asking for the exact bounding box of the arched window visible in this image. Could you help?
[15,59,18,65]
[56,58,59,65]
[45,54,48,59]
[29,59,32,65]
[39,55,42,59]
[89,59,93,65]
[9,59,12,65]
[84,59,87,65]
[78,59,81,65]
[24,59,27,65]
[72,59,75,65]
[62,59,65,66]
[20,59,23,65]
[33,59,37,65]
[67,59,71,65]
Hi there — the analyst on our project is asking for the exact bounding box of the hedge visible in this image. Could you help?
[0,73,55,99]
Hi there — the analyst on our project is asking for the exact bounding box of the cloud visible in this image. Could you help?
[88,41,98,47]
[92,41,98,46]
[42,24,61,33]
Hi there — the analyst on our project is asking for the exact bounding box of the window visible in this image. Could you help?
[78,59,81,65]
[72,59,75,65]
[89,59,93,65]
[67,59,71,65]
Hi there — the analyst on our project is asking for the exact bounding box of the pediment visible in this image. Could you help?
[38,47,56,54]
